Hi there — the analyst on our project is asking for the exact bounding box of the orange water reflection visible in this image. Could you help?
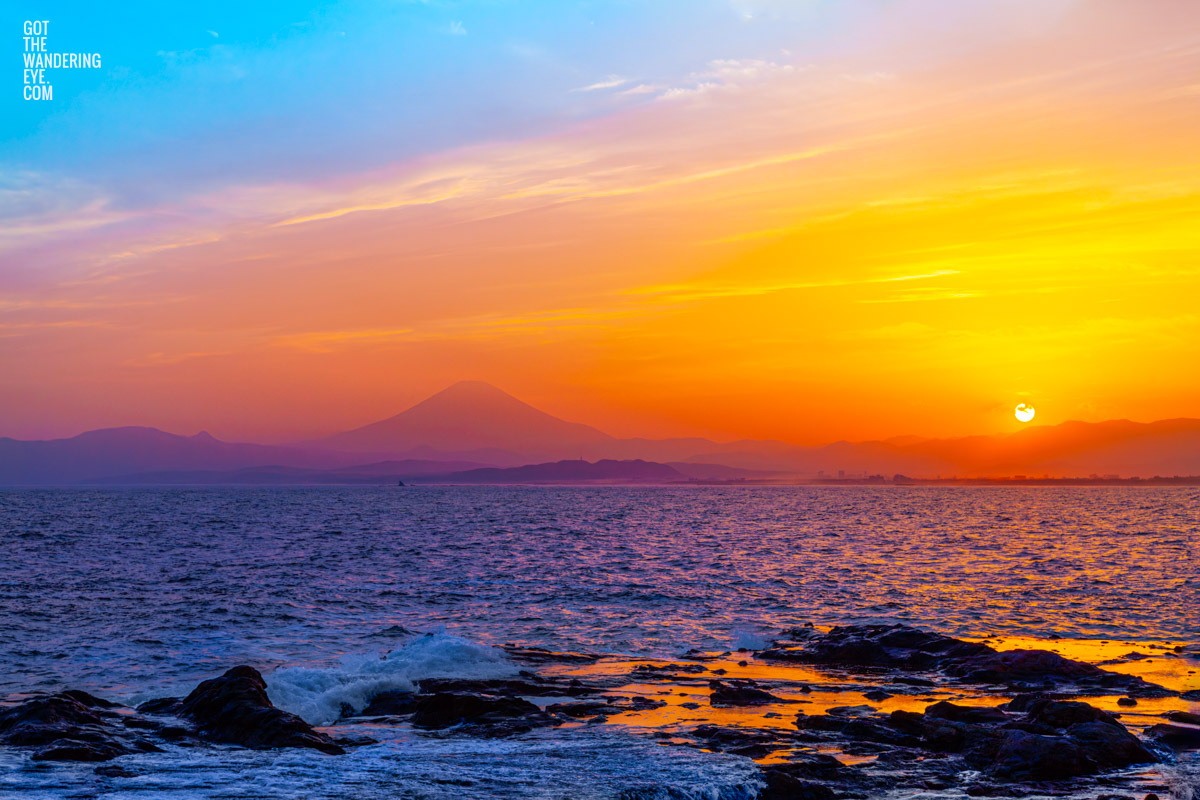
[542,634,1199,763]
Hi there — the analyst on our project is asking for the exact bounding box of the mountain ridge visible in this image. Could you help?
[2,382,1198,484]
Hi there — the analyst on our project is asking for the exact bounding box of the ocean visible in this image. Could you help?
[2,486,1197,798]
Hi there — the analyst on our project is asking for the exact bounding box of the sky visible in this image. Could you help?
[3,0,1199,444]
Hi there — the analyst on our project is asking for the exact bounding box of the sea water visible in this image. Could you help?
[1,486,1197,798]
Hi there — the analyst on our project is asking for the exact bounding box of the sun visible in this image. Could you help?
[1015,403,1035,422]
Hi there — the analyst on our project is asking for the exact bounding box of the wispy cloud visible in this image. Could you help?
[573,75,628,92]
[631,270,962,303]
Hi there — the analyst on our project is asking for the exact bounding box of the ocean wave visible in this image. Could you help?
[267,633,520,725]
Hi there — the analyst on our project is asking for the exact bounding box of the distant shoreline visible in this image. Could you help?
[9,476,1198,488]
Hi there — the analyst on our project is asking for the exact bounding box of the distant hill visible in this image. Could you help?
[430,459,687,484]
[88,459,494,486]
[316,381,614,457]
[315,382,1200,477]
[0,427,365,485]
[3,382,1198,484]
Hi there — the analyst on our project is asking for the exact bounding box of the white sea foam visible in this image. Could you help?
[729,628,771,651]
[266,633,520,725]
[0,726,764,799]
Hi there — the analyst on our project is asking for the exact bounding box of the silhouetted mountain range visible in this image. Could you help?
[2,382,1198,484]
[433,459,686,484]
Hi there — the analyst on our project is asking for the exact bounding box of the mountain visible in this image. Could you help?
[87,459,494,486]
[3,382,1198,484]
[429,459,687,484]
[315,382,1200,477]
[900,418,1200,478]
[316,381,614,458]
[0,427,363,485]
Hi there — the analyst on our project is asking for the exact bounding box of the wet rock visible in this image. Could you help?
[136,697,181,715]
[60,690,120,709]
[924,700,1009,725]
[418,676,599,697]
[758,768,837,800]
[332,734,379,747]
[1117,697,1138,707]
[410,692,552,734]
[756,624,1170,696]
[94,764,139,777]
[359,690,417,716]
[1022,699,1122,730]
[630,663,708,678]
[0,693,155,762]
[827,705,877,716]
[177,666,344,754]
[949,649,1160,694]
[709,680,788,707]
[500,646,600,664]
[982,730,1093,781]
[690,725,803,761]
[796,710,921,747]
[1165,710,1200,725]
[1146,723,1200,750]
[809,694,1156,784]
[759,623,992,670]
[546,700,613,718]
[863,689,893,701]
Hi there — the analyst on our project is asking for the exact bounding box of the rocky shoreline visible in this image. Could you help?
[2,624,1197,799]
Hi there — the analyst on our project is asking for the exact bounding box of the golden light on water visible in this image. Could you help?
[1015,403,1036,423]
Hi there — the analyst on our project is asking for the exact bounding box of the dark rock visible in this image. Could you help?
[952,650,1110,685]
[709,680,787,707]
[417,677,598,697]
[61,690,120,709]
[1117,696,1138,707]
[178,665,343,754]
[1023,699,1122,730]
[894,676,936,687]
[758,623,992,669]
[924,700,1008,724]
[359,690,416,716]
[546,701,613,718]
[94,765,138,777]
[1146,723,1200,750]
[410,692,551,732]
[863,689,893,701]
[982,730,1093,781]
[630,663,708,677]
[764,753,858,784]
[691,724,799,758]
[1066,720,1156,766]
[1165,710,1200,725]
[623,695,665,711]
[0,693,149,762]
[33,740,146,762]
[755,624,1168,695]
[332,734,378,747]
[758,768,837,800]
[501,646,600,664]
[136,697,181,715]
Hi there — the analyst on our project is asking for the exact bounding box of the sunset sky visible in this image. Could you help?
[4,0,1199,444]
